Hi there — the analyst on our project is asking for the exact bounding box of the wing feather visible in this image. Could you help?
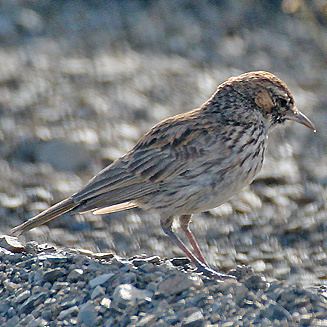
[72,109,229,213]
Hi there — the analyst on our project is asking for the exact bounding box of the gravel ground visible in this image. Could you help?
[0,1,326,325]
[0,238,326,326]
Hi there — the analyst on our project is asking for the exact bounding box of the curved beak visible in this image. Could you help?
[285,108,316,132]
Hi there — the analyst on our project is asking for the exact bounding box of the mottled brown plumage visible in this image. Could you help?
[11,71,315,280]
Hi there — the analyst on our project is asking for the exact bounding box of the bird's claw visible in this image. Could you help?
[195,263,236,281]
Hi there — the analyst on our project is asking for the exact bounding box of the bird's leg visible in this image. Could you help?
[160,217,235,281]
[179,215,208,265]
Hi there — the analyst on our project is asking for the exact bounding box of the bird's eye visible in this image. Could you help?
[278,98,288,108]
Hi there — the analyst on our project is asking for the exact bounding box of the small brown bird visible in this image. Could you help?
[11,71,315,280]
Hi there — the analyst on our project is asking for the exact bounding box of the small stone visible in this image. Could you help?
[158,273,202,296]
[260,303,292,321]
[7,307,16,318]
[77,301,98,327]
[138,314,156,326]
[91,285,105,299]
[26,318,48,327]
[0,302,10,314]
[0,194,24,209]
[38,253,68,264]
[19,292,47,314]
[36,140,90,171]
[25,241,39,254]
[67,269,84,282]
[14,290,31,304]
[131,255,161,267]
[251,260,266,272]
[182,310,204,327]
[3,279,19,291]
[100,298,111,309]
[244,274,268,292]
[42,268,65,283]
[0,235,25,253]
[60,299,77,310]
[58,305,79,320]
[6,316,19,327]
[52,281,69,290]
[92,252,115,260]
[170,257,191,266]
[112,284,152,309]
[89,273,114,288]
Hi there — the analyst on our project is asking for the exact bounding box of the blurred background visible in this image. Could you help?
[0,0,326,285]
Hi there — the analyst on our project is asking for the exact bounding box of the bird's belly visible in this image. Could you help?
[190,176,251,213]
[178,149,265,214]
[139,141,266,216]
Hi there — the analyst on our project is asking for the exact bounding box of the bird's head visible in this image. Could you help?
[230,71,316,131]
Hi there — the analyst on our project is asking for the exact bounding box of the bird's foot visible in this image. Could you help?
[195,262,236,281]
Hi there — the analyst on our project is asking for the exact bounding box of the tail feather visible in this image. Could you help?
[10,198,76,236]
[93,201,138,215]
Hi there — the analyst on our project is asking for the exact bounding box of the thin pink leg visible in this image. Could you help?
[180,215,208,265]
[160,216,235,281]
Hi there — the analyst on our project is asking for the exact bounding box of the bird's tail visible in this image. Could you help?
[10,198,76,236]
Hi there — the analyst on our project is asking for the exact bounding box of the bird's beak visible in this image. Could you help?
[285,108,316,132]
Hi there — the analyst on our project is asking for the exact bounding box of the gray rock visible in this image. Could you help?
[158,273,203,296]
[42,268,66,283]
[19,292,47,314]
[0,302,10,314]
[36,140,90,171]
[170,257,191,266]
[91,285,105,299]
[244,274,268,292]
[112,284,152,310]
[0,235,25,253]
[100,297,111,309]
[38,253,68,264]
[67,268,84,282]
[260,303,292,321]
[14,290,31,304]
[181,310,204,327]
[3,279,19,292]
[89,273,114,288]
[58,305,79,320]
[6,316,19,327]
[7,307,16,318]
[24,241,40,254]
[77,301,98,327]
[138,314,156,326]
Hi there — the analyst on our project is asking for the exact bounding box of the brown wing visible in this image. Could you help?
[73,108,228,213]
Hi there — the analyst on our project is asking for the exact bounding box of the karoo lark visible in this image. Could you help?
[11,71,315,280]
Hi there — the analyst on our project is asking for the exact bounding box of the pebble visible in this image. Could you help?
[15,290,31,304]
[0,235,25,253]
[36,140,90,171]
[100,298,111,309]
[112,284,152,309]
[67,268,84,282]
[260,303,292,321]
[19,292,47,314]
[57,305,79,320]
[42,268,66,283]
[181,310,205,327]
[158,273,203,296]
[89,273,114,288]
[91,285,105,299]
[77,301,98,327]
[38,253,68,264]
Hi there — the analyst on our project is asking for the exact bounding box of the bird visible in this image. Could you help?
[10,71,315,280]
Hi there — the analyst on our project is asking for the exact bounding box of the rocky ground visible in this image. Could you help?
[0,1,326,326]
[0,237,326,326]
